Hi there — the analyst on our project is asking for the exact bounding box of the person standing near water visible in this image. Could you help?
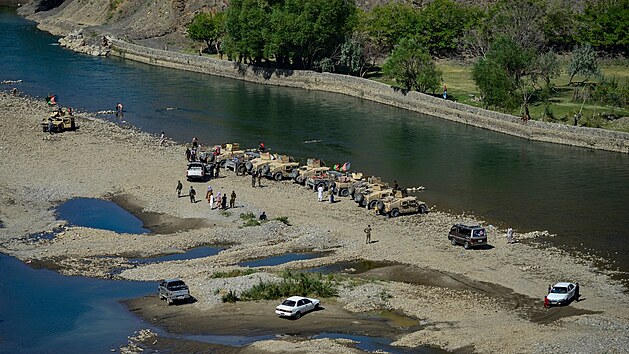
[159,132,165,146]
[317,185,324,202]
[507,227,514,244]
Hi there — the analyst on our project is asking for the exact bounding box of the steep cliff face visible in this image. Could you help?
[18,0,225,49]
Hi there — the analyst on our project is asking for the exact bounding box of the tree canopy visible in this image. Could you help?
[382,37,442,93]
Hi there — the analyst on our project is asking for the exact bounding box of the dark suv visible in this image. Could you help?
[448,224,487,249]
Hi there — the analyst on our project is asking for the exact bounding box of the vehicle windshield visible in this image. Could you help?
[551,287,568,294]
[167,281,188,290]
[281,300,296,307]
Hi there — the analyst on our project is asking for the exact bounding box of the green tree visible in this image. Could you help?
[576,0,629,52]
[568,43,602,84]
[414,0,471,56]
[188,12,226,58]
[361,3,420,52]
[225,0,272,64]
[382,37,442,93]
[339,33,369,77]
[472,37,535,110]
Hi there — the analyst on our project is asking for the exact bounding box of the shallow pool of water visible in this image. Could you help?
[130,246,224,264]
[56,198,150,234]
[305,260,395,274]
[0,253,154,353]
[238,252,325,267]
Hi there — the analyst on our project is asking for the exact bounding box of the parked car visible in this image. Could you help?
[547,282,577,306]
[275,296,320,319]
[158,279,192,305]
[186,162,210,181]
[448,224,487,249]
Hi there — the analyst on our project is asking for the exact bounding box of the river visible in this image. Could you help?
[1,6,628,280]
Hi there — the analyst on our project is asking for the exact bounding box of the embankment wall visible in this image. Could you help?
[109,39,629,153]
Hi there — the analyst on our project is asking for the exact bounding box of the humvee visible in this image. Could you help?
[377,196,428,217]
[289,159,330,185]
[41,109,77,133]
[356,188,403,210]
[261,159,301,181]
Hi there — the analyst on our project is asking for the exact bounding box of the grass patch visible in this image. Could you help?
[274,216,290,225]
[211,268,257,278]
[240,212,260,227]
[222,270,338,302]
[219,210,233,218]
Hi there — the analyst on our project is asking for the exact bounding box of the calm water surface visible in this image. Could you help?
[0,254,154,353]
[1,7,628,277]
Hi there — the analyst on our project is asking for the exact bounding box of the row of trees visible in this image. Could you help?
[187,0,628,108]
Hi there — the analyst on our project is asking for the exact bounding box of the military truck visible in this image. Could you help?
[41,109,77,133]
[224,151,260,175]
[244,152,274,174]
[356,188,404,210]
[289,159,330,185]
[376,196,428,217]
[210,143,245,167]
[260,158,301,181]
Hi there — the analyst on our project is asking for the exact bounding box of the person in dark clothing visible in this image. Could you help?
[364,225,372,244]
[185,147,191,162]
[176,180,183,198]
[251,170,257,187]
[575,282,580,302]
[221,194,227,210]
[257,171,262,187]
[214,164,220,178]
[259,211,267,221]
[189,186,196,203]
[230,191,236,208]
[393,180,399,190]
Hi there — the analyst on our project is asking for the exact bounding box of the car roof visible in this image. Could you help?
[164,278,183,283]
[454,224,483,229]
[553,282,574,287]
[285,296,307,301]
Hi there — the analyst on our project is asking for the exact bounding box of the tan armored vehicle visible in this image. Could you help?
[211,143,245,167]
[41,109,77,133]
[356,188,403,210]
[289,159,330,185]
[245,152,274,174]
[260,156,300,181]
[376,196,428,217]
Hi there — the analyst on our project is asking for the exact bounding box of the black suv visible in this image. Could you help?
[448,224,487,249]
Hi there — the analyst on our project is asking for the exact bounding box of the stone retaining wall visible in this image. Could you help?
[109,39,629,153]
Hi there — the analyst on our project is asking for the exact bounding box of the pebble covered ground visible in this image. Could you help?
[1,93,628,353]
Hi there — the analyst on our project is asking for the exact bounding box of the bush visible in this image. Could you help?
[274,216,290,225]
[222,290,240,303]
[225,270,338,302]
[240,212,260,227]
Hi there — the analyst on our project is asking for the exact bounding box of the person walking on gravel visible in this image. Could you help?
[176,180,183,198]
[189,186,196,203]
[317,185,324,202]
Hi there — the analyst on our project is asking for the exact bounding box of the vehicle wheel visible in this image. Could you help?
[316,182,326,191]
[219,160,226,168]
[376,201,385,212]
[367,200,378,210]
[294,311,301,319]
[348,186,355,197]
[419,204,428,214]
[261,165,270,175]
[296,176,304,184]
[339,188,350,197]
[245,161,253,172]
[464,242,470,250]
[237,164,247,176]
[390,208,400,217]
[354,193,364,204]
[274,172,283,181]
[167,298,173,306]
[450,238,457,246]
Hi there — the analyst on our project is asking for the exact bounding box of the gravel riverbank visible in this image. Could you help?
[1,93,628,353]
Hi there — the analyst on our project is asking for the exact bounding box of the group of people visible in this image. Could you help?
[316,184,336,203]
[176,180,237,210]
[251,170,263,187]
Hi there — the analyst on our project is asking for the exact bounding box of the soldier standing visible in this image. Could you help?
[189,186,196,203]
[364,225,372,244]
[257,171,263,187]
[230,190,237,208]
[251,170,257,188]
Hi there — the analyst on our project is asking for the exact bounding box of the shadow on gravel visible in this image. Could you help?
[355,265,599,324]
